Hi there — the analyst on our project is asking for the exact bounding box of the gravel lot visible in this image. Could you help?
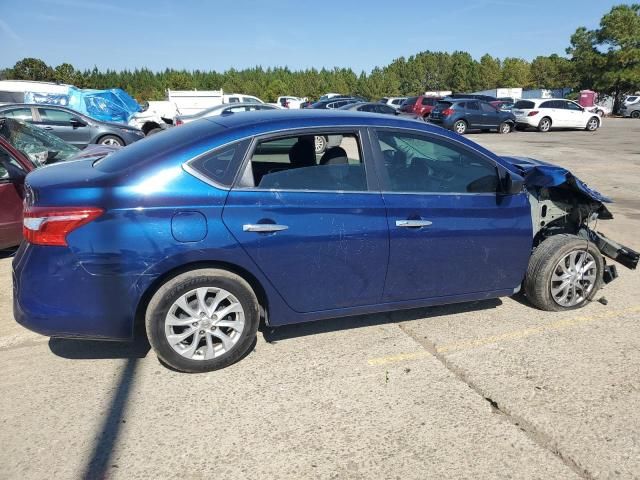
[1,118,639,480]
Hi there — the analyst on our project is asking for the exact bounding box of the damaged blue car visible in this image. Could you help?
[12,110,638,372]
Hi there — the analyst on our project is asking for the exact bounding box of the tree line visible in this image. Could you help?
[1,4,638,105]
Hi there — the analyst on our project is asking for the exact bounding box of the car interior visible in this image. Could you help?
[239,134,367,191]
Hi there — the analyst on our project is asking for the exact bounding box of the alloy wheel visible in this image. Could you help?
[314,136,326,153]
[101,137,122,146]
[454,121,466,134]
[587,118,599,131]
[550,250,597,307]
[164,287,245,360]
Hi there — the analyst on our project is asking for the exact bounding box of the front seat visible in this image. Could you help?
[320,146,348,165]
[289,139,316,168]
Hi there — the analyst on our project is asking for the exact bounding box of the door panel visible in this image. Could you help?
[222,191,388,312]
[222,131,388,313]
[371,128,532,302]
[36,108,93,147]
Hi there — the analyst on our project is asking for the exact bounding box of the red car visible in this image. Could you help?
[398,95,442,118]
[0,136,31,249]
[0,118,115,249]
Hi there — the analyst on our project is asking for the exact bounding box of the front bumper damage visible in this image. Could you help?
[499,155,639,285]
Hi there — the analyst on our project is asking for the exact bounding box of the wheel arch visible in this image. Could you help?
[133,260,270,336]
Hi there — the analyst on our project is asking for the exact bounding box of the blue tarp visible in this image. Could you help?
[23,86,141,124]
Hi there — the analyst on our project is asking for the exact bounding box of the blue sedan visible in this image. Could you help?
[12,110,637,372]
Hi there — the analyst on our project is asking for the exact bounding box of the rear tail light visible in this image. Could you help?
[23,206,103,246]
[527,111,539,116]
[175,118,184,126]
[441,108,454,116]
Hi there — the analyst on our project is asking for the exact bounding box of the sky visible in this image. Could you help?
[0,0,625,73]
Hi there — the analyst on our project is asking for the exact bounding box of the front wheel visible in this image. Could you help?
[453,120,467,135]
[631,111,640,119]
[145,269,260,373]
[498,122,512,134]
[524,235,603,311]
[586,116,599,131]
[98,135,125,146]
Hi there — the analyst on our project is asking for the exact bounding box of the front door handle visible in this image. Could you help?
[43,126,54,130]
[395,220,432,228]
[243,224,288,233]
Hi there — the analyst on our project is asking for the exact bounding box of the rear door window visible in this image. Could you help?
[467,101,480,110]
[239,132,366,191]
[1,108,33,121]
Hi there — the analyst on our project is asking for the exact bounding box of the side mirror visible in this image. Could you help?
[70,118,86,128]
[502,171,524,195]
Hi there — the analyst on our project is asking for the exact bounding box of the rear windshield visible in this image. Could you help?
[94,120,226,173]
[435,101,452,109]
[402,96,418,105]
[514,100,535,109]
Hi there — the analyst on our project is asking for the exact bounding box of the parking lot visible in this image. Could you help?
[1,118,639,479]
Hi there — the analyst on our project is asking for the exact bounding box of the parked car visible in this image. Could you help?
[379,97,407,109]
[277,96,306,109]
[620,101,640,118]
[309,98,360,109]
[338,102,398,115]
[0,103,145,148]
[13,110,638,372]
[490,100,515,111]
[398,96,442,119]
[429,99,516,134]
[0,117,115,249]
[175,102,279,126]
[512,99,601,132]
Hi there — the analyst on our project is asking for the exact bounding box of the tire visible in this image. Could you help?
[524,235,604,312]
[146,128,162,136]
[631,111,640,119]
[98,135,125,146]
[314,135,327,154]
[585,116,600,131]
[453,120,467,135]
[498,122,512,134]
[145,268,260,373]
[537,117,552,132]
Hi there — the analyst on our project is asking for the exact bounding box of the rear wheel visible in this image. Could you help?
[537,117,552,132]
[498,122,512,134]
[145,269,260,373]
[98,135,124,146]
[453,120,467,135]
[586,116,600,131]
[631,111,640,119]
[524,235,603,311]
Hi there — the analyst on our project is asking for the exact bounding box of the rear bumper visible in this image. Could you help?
[515,116,538,127]
[12,244,140,340]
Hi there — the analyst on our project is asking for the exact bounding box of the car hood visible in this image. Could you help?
[500,156,611,203]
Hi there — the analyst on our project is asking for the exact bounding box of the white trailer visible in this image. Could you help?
[472,88,523,100]
[166,89,224,115]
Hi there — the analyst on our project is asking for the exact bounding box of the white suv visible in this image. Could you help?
[513,99,601,132]
[379,97,407,109]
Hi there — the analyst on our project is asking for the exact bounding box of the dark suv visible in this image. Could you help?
[429,99,516,134]
[398,96,442,118]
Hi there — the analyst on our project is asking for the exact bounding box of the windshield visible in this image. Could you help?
[402,96,418,106]
[514,100,535,109]
[0,118,79,166]
[626,96,638,103]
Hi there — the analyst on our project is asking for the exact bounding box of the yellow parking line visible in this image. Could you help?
[367,305,640,366]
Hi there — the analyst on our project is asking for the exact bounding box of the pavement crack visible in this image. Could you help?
[396,322,594,480]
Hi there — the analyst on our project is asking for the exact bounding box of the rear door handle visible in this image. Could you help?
[395,220,432,228]
[43,126,54,130]
[243,224,288,233]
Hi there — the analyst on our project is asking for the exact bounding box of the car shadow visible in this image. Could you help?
[261,298,503,343]
[49,335,151,359]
